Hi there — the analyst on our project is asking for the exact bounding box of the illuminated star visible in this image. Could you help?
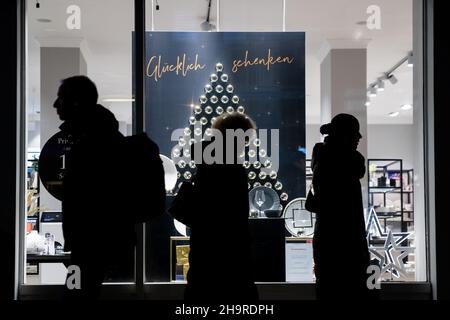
[365,207,410,247]
[384,230,415,278]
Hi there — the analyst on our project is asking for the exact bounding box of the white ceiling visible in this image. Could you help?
[27,0,414,124]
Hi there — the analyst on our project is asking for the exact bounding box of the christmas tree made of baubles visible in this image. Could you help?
[172,62,289,216]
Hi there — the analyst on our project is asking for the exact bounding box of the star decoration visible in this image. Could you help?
[370,230,415,279]
[365,207,410,247]
[366,207,414,279]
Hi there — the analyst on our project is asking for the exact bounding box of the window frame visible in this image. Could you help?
[16,0,434,299]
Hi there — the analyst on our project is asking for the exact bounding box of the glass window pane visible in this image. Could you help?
[143,0,425,287]
[25,0,135,285]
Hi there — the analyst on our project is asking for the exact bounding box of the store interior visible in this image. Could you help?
[24,0,426,289]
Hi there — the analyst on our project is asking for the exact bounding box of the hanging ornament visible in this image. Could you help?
[237,106,245,113]
[221,95,229,104]
[258,150,266,157]
[215,85,224,93]
[216,106,224,115]
[248,150,257,158]
[220,74,229,82]
[194,106,202,114]
[232,95,239,104]
[253,182,262,188]
[269,171,277,180]
[253,161,261,169]
[215,63,223,72]
[210,73,218,82]
[184,127,191,136]
[200,117,208,125]
[205,106,213,114]
[200,95,207,104]
[280,193,289,201]
[264,182,272,188]
[243,161,251,169]
[189,160,196,169]
[183,171,192,180]
[172,148,181,158]
[226,84,234,93]
[259,172,267,180]
[210,95,219,104]
[248,171,256,180]
[177,160,186,169]
[204,84,213,93]
[178,137,186,147]
[253,139,261,147]
[264,159,272,168]
[226,106,234,114]
[194,128,202,136]
[189,116,196,125]
[275,181,283,190]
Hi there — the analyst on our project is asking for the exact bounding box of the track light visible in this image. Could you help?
[201,0,215,31]
[155,0,159,10]
[389,112,400,117]
[407,52,414,67]
[401,104,413,111]
[36,0,40,8]
[387,74,398,85]
[377,79,385,92]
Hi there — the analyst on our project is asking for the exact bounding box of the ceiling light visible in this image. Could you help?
[201,0,215,31]
[389,112,400,117]
[377,80,385,92]
[37,18,52,23]
[103,98,135,102]
[387,74,398,85]
[369,87,377,97]
[407,53,414,67]
[401,104,413,111]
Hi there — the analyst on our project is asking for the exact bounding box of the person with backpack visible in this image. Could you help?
[54,76,165,299]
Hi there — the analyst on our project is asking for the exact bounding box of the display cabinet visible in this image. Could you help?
[368,159,414,233]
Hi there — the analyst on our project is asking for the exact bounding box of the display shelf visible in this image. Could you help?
[368,159,414,233]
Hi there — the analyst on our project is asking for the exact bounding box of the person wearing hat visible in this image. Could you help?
[310,113,373,299]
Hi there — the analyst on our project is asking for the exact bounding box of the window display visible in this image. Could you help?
[19,0,428,299]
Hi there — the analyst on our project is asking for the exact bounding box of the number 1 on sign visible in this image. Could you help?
[60,154,66,170]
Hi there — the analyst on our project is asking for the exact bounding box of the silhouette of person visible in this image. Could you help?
[55,76,135,299]
[171,112,259,302]
[311,113,373,299]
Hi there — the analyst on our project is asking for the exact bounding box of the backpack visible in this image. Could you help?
[121,133,166,223]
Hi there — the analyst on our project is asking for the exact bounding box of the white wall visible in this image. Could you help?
[306,124,415,170]
[367,124,415,169]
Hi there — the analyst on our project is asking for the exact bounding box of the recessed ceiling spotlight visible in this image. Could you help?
[401,104,413,111]
[389,112,400,117]
[37,18,52,23]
